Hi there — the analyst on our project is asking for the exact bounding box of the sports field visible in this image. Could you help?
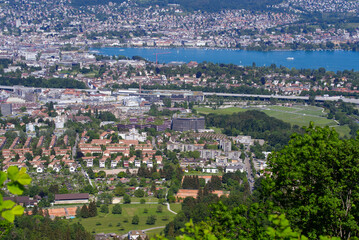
[195,105,351,137]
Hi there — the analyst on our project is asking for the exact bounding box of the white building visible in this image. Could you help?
[119,128,147,142]
[26,123,35,132]
[225,165,244,173]
[134,160,141,168]
[202,167,218,174]
[99,160,106,168]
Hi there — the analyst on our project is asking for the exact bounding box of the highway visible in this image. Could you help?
[1,85,359,104]
[203,92,359,105]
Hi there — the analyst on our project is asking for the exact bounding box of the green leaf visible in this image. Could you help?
[7,166,19,181]
[1,210,14,223]
[17,173,31,185]
[7,182,24,195]
[2,200,15,209]
[11,205,24,216]
[19,168,26,175]
[0,172,7,186]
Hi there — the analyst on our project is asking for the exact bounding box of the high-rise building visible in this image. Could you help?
[172,115,205,132]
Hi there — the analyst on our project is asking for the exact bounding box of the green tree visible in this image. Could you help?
[112,204,122,214]
[80,205,89,218]
[114,186,126,196]
[100,204,109,214]
[263,124,359,239]
[156,205,163,213]
[132,215,139,225]
[88,201,97,217]
[129,177,137,186]
[146,215,157,225]
[134,189,145,198]
[76,206,81,218]
[163,98,172,108]
[24,152,33,161]
[123,194,131,204]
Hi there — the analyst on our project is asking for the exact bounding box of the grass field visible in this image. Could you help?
[195,107,247,115]
[130,197,160,203]
[169,203,182,214]
[71,204,176,235]
[195,105,351,137]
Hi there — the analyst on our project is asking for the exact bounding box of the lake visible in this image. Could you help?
[92,47,359,71]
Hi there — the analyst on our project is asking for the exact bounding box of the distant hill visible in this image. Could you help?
[71,0,283,12]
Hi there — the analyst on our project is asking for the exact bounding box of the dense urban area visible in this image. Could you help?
[0,0,359,240]
[2,0,359,51]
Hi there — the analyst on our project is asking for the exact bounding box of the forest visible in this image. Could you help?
[205,110,301,148]
[2,214,94,240]
[0,76,87,89]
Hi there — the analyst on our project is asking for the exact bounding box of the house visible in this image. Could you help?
[83,157,94,167]
[147,161,153,168]
[202,167,218,174]
[99,159,106,168]
[128,230,147,240]
[53,164,61,173]
[225,165,244,173]
[69,165,76,173]
[36,164,45,173]
[86,159,94,167]
[215,155,228,165]
[111,160,118,168]
[3,196,39,208]
[155,155,162,164]
[54,193,90,204]
[123,160,129,168]
[134,160,141,168]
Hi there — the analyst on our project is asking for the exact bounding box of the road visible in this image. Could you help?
[2,85,359,105]
[203,92,359,105]
[73,133,94,187]
[72,133,79,160]
[244,155,255,191]
[165,203,177,215]
[143,226,166,232]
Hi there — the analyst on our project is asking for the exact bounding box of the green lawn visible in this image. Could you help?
[210,127,223,134]
[261,109,336,128]
[169,203,182,214]
[195,107,247,115]
[332,125,351,137]
[146,228,165,238]
[71,204,175,235]
[130,197,159,203]
[195,105,350,137]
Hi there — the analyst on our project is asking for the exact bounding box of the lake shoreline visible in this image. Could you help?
[92,47,359,71]
[93,46,356,53]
